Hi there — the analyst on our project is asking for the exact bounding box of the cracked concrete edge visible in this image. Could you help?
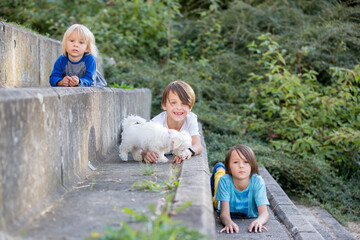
[173,124,217,239]
[260,168,325,240]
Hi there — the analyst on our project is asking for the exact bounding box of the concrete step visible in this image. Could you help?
[18,160,178,239]
[214,206,292,239]
[11,145,216,240]
[296,205,355,240]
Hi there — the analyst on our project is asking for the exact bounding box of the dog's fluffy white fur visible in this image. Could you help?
[119,115,192,163]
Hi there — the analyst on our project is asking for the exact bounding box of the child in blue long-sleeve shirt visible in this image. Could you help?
[49,24,106,87]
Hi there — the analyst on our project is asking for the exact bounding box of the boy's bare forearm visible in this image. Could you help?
[191,135,202,155]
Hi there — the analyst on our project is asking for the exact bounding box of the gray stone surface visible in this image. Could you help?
[173,129,216,239]
[13,152,214,240]
[0,88,64,232]
[39,36,62,87]
[214,206,290,239]
[0,22,41,87]
[296,205,355,240]
[20,158,176,240]
[0,88,151,233]
[260,168,325,240]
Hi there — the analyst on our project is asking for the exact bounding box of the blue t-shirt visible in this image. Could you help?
[215,174,269,218]
[49,54,97,87]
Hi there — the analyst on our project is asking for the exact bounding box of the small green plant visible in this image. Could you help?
[89,195,207,240]
[108,82,134,89]
[90,178,96,191]
[132,175,182,194]
[132,179,163,192]
[139,163,157,176]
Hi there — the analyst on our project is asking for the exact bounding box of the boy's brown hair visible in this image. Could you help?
[224,144,259,177]
[161,81,195,108]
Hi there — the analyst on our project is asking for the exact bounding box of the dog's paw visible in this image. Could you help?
[119,152,128,161]
[157,156,169,163]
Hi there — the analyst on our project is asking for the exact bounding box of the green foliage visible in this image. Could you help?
[246,34,360,178]
[0,0,182,60]
[108,82,134,89]
[89,196,207,240]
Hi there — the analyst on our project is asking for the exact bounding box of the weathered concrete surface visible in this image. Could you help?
[0,22,44,87]
[39,36,62,86]
[261,168,325,240]
[173,126,216,239]
[0,88,151,234]
[21,158,176,240]
[15,153,213,240]
[296,205,355,240]
[214,206,291,239]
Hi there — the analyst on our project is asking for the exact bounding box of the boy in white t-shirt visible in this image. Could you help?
[143,81,202,164]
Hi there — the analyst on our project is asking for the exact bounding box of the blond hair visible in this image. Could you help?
[61,24,98,58]
[161,81,196,108]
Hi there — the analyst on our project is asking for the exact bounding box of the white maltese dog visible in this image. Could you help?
[119,115,192,163]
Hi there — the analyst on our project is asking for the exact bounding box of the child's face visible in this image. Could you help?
[65,30,88,62]
[162,91,192,124]
[229,150,251,181]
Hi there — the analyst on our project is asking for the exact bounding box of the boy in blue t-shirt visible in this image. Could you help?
[211,144,269,234]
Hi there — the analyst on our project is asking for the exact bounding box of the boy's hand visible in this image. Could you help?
[173,149,192,164]
[220,221,239,234]
[69,76,80,87]
[143,151,158,163]
[248,219,268,233]
[57,76,71,86]
[173,156,184,164]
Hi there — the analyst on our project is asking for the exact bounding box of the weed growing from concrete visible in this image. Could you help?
[139,163,157,176]
[131,175,182,194]
[90,178,96,191]
[88,195,208,240]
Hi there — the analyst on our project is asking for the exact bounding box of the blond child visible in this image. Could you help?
[211,144,269,234]
[143,81,202,164]
[49,24,106,87]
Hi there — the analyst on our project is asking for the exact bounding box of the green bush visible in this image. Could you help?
[245,34,360,178]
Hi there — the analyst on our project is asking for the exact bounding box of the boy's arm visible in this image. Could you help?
[80,55,96,86]
[219,201,239,234]
[191,135,202,155]
[248,204,269,233]
[49,56,65,86]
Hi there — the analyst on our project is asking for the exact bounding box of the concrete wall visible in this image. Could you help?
[173,125,216,239]
[0,21,103,88]
[0,87,151,233]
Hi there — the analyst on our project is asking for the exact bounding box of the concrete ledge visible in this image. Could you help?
[0,87,151,233]
[173,127,216,239]
[260,168,325,240]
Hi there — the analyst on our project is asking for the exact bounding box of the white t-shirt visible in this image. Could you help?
[151,111,200,136]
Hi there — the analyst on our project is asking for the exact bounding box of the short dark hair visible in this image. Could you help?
[224,144,259,177]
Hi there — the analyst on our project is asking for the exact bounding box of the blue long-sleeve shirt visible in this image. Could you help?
[49,54,96,87]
